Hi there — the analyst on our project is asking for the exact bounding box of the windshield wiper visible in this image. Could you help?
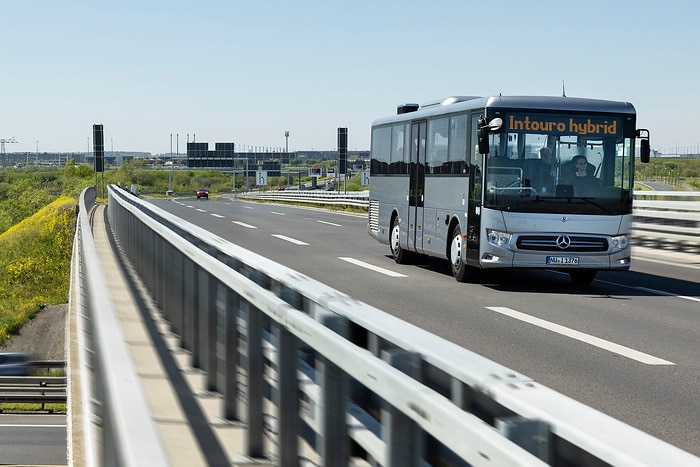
[524,195,615,214]
[536,196,613,214]
[577,197,614,214]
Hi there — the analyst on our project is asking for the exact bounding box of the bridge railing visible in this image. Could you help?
[104,184,697,466]
[631,191,700,251]
[69,186,170,467]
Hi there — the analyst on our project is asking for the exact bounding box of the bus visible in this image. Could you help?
[367,95,650,285]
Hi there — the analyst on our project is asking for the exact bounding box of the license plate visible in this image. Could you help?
[547,256,579,265]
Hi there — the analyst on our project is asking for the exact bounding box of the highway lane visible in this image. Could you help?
[0,413,66,465]
[149,196,700,457]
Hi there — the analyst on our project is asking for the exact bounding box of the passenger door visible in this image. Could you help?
[408,121,426,253]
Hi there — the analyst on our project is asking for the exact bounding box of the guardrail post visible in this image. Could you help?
[174,249,185,342]
[246,300,265,458]
[382,350,423,467]
[182,257,196,351]
[204,277,219,392]
[275,322,299,466]
[496,417,551,463]
[223,287,239,421]
[195,268,212,373]
[319,314,350,465]
[190,265,201,369]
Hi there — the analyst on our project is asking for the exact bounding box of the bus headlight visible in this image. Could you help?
[611,234,629,250]
[486,229,511,247]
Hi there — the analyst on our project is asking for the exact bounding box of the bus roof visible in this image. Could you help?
[372,95,637,127]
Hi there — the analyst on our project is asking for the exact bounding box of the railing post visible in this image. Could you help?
[319,314,350,466]
[382,350,423,467]
[245,301,265,458]
[189,264,201,369]
[275,322,299,466]
[223,287,239,421]
[204,277,219,392]
[182,257,195,351]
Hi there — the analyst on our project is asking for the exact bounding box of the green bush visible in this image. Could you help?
[0,197,76,344]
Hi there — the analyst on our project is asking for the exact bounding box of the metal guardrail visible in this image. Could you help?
[107,184,699,466]
[71,186,170,467]
[0,375,67,405]
[631,191,700,252]
[236,189,370,208]
[237,189,700,252]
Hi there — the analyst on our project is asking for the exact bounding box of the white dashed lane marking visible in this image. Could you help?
[339,257,408,277]
[232,221,257,229]
[272,234,309,245]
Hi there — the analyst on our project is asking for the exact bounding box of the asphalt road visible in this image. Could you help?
[0,413,67,465]
[150,195,700,457]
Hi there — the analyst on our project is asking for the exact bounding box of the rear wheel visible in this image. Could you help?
[449,225,476,282]
[390,217,412,264]
[569,269,597,285]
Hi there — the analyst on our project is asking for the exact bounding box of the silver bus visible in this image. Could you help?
[367,95,650,285]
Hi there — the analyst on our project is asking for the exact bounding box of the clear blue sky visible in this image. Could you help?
[2,0,699,155]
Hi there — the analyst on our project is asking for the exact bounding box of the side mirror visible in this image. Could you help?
[637,129,650,163]
[477,117,503,155]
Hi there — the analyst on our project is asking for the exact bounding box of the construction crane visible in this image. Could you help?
[1,137,18,167]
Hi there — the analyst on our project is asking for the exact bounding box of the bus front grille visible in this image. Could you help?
[369,199,379,233]
[516,235,609,252]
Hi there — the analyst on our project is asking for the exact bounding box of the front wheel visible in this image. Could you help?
[449,226,476,282]
[390,218,412,264]
[569,269,597,286]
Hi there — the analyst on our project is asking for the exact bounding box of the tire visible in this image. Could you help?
[449,225,475,282]
[390,217,412,264]
[569,269,597,285]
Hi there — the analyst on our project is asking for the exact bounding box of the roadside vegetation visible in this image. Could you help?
[634,156,700,190]
[0,197,77,344]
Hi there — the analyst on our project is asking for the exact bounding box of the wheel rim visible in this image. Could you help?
[450,232,462,268]
[391,223,401,256]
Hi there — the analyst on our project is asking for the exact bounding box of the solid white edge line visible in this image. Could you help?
[272,234,309,245]
[339,257,408,277]
[634,286,700,303]
[486,306,674,365]
[596,279,700,303]
[0,424,67,428]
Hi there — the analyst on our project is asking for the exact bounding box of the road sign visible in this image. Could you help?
[361,170,370,186]
[256,170,268,186]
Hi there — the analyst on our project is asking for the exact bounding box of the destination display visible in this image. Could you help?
[507,114,621,137]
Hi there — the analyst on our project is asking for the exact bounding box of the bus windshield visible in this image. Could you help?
[483,112,634,215]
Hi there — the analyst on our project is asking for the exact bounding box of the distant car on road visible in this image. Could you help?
[196,188,209,199]
[0,352,33,376]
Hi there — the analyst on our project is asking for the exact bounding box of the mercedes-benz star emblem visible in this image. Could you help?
[556,235,571,249]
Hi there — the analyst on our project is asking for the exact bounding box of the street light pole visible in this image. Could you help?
[169,134,173,193]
